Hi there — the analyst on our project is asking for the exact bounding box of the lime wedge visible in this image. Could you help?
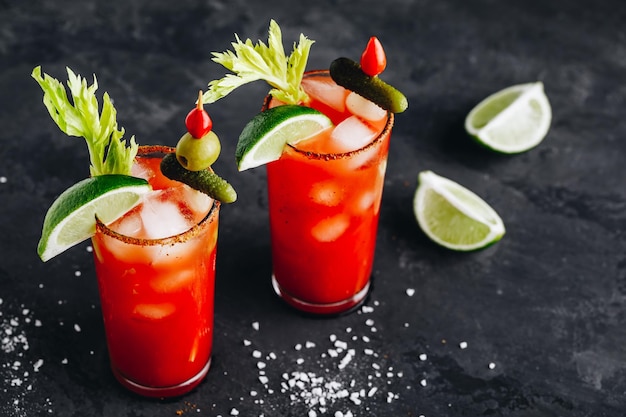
[413,171,505,251]
[38,175,151,261]
[464,82,551,154]
[235,105,333,171]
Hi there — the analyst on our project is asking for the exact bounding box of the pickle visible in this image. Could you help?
[329,57,408,113]
[160,153,237,203]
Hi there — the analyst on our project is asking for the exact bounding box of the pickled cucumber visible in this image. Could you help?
[160,153,237,203]
[330,57,408,113]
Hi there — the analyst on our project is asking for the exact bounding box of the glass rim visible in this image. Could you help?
[262,70,394,161]
[95,145,220,246]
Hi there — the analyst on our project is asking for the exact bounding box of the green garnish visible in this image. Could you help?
[203,19,314,106]
[32,66,138,176]
[160,153,237,204]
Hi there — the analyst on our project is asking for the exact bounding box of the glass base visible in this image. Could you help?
[112,357,211,398]
[271,274,370,316]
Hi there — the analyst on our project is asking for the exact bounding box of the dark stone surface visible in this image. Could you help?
[1,0,625,416]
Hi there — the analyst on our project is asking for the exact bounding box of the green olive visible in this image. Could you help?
[175,131,221,171]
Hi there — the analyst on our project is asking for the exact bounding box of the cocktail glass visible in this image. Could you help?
[91,145,220,397]
[265,71,394,315]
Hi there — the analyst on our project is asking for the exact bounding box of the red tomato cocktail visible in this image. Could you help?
[266,71,394,315]
[91,146,220,397]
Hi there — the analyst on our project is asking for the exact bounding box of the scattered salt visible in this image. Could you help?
[459,341,468,349]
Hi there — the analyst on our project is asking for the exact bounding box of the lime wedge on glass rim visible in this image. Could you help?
[38,175,151,262]
[464,82,551,154]
[235,105,333,171]
[413,171,505,251]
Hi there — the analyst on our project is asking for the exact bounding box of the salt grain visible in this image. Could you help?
[237,299,406,415]
[406,288,415,296]
[489,362,496,369]
[459,341,468,349]
[419,353,427,361]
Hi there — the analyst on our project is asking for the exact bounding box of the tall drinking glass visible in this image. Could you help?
[266,71,394,315]
[91,145,220,397]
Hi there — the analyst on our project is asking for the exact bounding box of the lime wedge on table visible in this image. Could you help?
[413,171,505,251]
[38,175,151,262]
[465,82,551,154]
[235,105,333,171]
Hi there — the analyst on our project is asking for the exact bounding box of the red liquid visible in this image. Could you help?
[266,72,393,315]
[91,146,220,397]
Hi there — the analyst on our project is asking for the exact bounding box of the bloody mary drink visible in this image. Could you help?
[92,146,220,397]
[265,72,393,314]
[203,21,406,315]
[33,66,235,398]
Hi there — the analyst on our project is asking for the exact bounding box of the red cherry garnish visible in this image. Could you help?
[360,37,387,77]
[185,90,213,138]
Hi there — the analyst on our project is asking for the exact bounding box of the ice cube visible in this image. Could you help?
[301,77,347,113]
[132,302,176,320]
[346,92,387,122]
[131,159,156,181]
[181,185,214,222]
[311,214,350,242]
[354,191,376,213]
[151,237,202,269]
[140,193,192,239]
[150,269,197,293]
[310,181,344,207]
[110,207,143,237]
[330,116,378,153]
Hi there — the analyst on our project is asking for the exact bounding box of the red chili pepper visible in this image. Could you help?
[185,90,213,138]
[360,37,387,77]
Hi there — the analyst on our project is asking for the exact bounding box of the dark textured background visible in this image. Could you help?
[1,0,625,416]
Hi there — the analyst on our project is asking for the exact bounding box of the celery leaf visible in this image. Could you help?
[203,20,314,105]
[32,66,138,176]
